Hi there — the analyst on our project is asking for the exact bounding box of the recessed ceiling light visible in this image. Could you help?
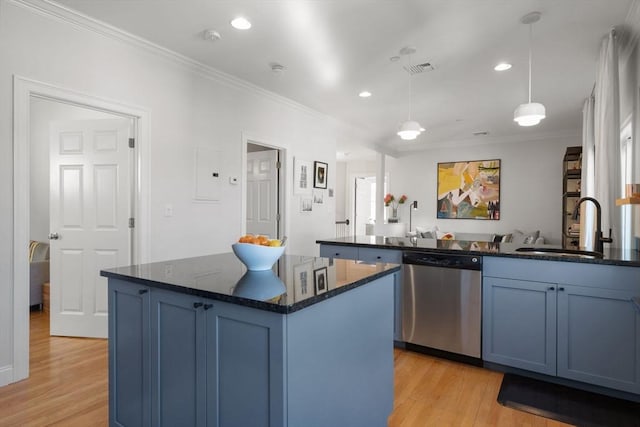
[231,17,251,30]
[494,62,512,71]
[359,91,372,98]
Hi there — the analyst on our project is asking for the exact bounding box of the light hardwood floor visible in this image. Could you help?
[0,311,571,426]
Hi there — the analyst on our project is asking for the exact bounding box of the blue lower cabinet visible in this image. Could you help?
[108,280,151,427]
[205,302,285,427]
[109,274,394,427]
[150,290,207,427]
[557,285,640,394]
[482,277,557,375]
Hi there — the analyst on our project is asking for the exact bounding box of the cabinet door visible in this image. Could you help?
[483,277,557,375]
[557,285,640,394]
[150,289,207,427]
[205,301,285,427]
[319,244,358,260]
[108,279,151,427]
[357,247,402,264]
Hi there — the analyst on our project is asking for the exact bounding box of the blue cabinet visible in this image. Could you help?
[108,280,151,427]
[557,285,640,394]
[484,256,640,396]
[109,284,285,427]
[150,290,207,427]
[483,277,556,375]
[318,244,403,341]
[109,273,395,427]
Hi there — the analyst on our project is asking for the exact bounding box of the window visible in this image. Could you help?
[620,123,632,250]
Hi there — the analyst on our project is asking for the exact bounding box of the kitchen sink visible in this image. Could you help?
[515,247,604,259]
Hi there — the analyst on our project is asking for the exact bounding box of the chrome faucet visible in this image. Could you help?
[572,197,612,254]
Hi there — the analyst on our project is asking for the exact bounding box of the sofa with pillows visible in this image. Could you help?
[409,226,545,245]
[29,240,50,308]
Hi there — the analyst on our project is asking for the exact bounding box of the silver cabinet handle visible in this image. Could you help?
[48,232,60,240]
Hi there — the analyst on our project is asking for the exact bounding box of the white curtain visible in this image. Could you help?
[580,95,595,249]
[592,29,621,249]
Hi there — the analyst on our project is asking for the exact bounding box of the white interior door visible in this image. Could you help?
[49,118,133,338]
[246,150,278,238]
[354,177,375,236]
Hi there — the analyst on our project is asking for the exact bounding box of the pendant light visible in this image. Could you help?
[514,12,546,127]
[397,46,424,140]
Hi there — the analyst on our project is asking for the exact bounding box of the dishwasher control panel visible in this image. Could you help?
[402,251,482,270]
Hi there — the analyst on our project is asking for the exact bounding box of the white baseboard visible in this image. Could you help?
[0,364,15,387]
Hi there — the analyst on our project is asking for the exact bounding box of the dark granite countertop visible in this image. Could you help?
[101,253,400,314]
[316,236,640,267]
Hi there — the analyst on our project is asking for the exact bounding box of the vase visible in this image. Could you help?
[388,206,399,223]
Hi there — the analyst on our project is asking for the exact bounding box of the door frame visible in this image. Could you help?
[10,75,151,384]
[240,133,286,240]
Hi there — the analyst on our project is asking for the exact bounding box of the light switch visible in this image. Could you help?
[164,204,173,217]
[229,177,239,185]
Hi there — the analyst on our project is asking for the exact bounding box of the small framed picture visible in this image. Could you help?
[313,189,324,204]
[293,157,312,195]
[300,197,313,213]
[313,161,328,189]
[314,267,328,295]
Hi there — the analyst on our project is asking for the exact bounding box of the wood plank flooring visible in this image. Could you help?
[0,311,571,426]
[0,311,108,427]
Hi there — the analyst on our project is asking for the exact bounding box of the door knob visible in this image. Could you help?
[48,232,60,240]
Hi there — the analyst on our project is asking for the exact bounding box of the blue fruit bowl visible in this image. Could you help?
[232,242,286,271]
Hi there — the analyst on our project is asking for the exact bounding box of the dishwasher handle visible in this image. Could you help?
[402,251,482,270]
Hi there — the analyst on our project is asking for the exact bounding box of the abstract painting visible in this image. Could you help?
[437,159,500,220]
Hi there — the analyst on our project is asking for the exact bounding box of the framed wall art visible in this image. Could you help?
[293,157,312,195]
[437,159,500,220]
[313,161,328,189]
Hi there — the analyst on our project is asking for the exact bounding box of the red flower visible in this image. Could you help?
[384,193,408,208]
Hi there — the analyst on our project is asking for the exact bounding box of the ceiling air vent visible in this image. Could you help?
[404,62,435,75]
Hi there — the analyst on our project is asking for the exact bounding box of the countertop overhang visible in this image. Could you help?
[316,236,640,267]
[101,252,400,314]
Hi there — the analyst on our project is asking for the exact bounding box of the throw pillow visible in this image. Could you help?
[511,229,539,245]
[436,230,455,240]
[420,231,434,239]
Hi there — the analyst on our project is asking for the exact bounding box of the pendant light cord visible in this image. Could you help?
[528,22,532,103]
[408,53,413,120]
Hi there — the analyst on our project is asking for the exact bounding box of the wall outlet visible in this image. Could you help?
[164,204,173,217]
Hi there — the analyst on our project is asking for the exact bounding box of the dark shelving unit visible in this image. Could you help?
[562,146,582,249]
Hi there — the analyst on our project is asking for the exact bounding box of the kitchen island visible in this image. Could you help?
[101,253,400,427]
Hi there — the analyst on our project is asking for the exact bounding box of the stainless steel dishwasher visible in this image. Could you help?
[402,251,482,362]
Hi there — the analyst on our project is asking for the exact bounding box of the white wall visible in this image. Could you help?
[0,1,369,384]
[29,98,118,242]
[383,137,577,245]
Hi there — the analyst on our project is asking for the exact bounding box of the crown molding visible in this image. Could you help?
[392,128,581,157]
[6,0,335,122]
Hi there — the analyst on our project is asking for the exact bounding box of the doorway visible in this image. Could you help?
[352,174,387,236]
[11,76,150,385]
[243,137,285,241]
[31,98,134,338]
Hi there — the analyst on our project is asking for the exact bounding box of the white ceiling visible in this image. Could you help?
[53,0,634,158]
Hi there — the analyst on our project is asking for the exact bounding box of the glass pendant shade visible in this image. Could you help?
[513,102,546,126]
[397,120,423,140]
